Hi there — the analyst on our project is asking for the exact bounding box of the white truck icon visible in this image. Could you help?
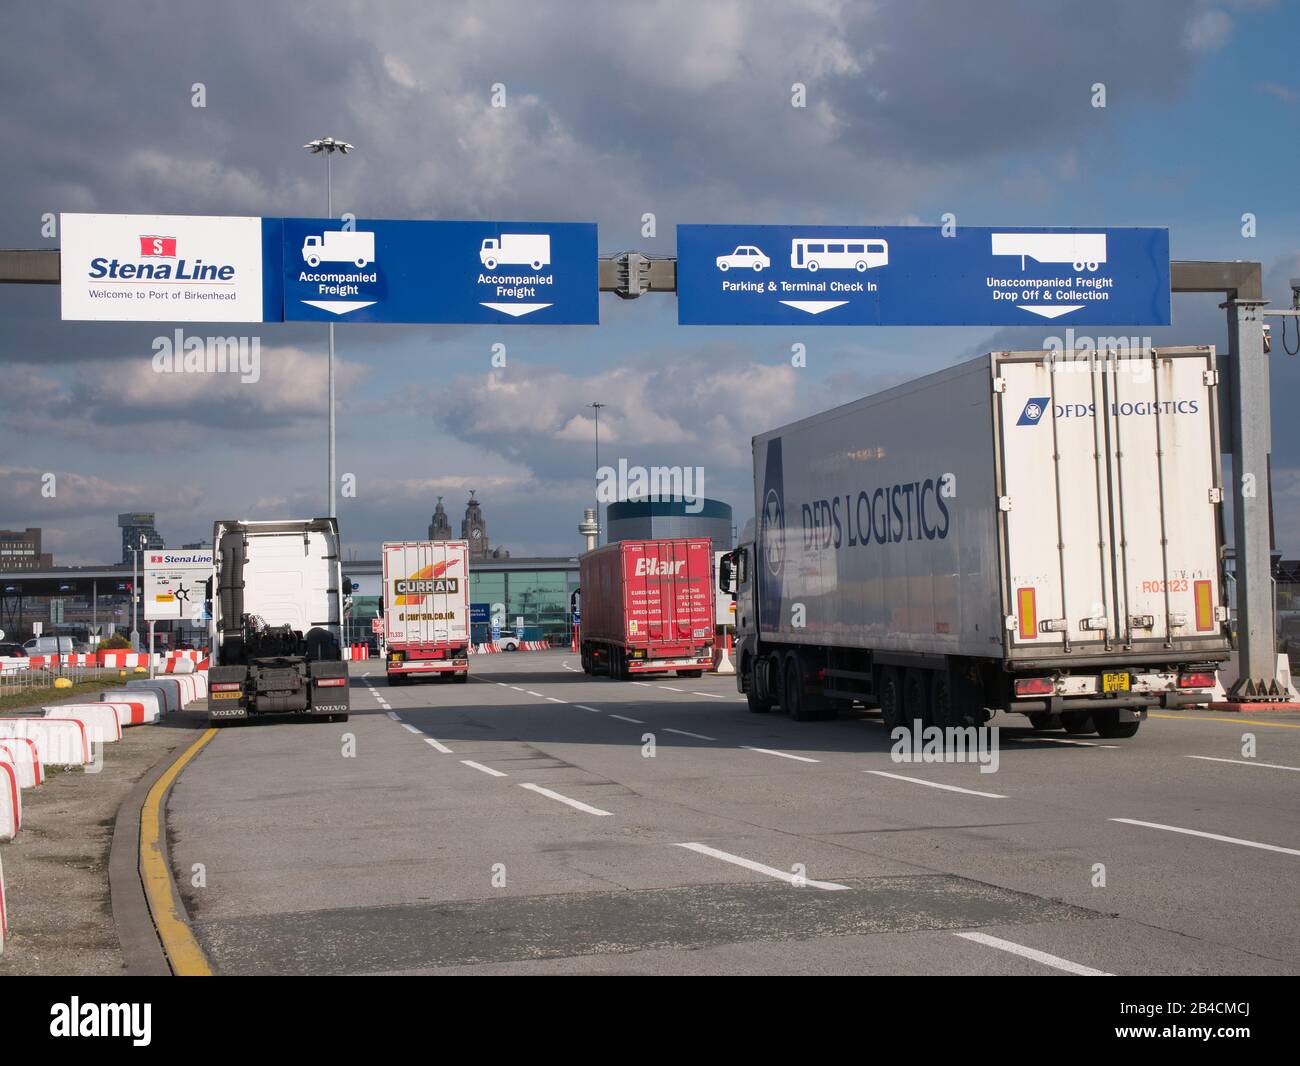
[480,234,550,271]
[991,232,1107,272]
[302,231,375,269]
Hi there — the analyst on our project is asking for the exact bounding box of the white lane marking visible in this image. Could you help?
[1022,736,1098,747]
[575,705,603,713]
[865,770,1006,798]
[424,737,454,754]
[953,932,1112,976]
[546,697,567,704]
[496,682,509,687]
[401,723,422,735]
[519,782,613,816]
[631,682,652,688]
[461,759,507,778]
[742,746,819,763]
[526,690,545,698]
[659,685,684,692]
[693,691,726,698]
[385,711,399,721]
[1110,818,1300,857]
[562,662,579,672]
[510,686,525,692]
[665,727,717,741]
[675,842,848,891]
[1186,755,1300,772]
[609,713,645,724]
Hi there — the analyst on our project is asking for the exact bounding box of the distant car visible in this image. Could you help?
[497,635,521,652]
[176,641,196,651]
[0,642,27,659]
[715,245,770,272]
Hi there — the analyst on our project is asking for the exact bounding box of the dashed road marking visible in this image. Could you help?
[575,705,602,713]
[1186,754,1300,772]
[742,746,819,763]
[519,782,613,816]
[865,770,1006,799]
[461,759,506,778]
[546,696,567,704]
[609,713,645,724]
[1110,817,1300,857]
[424,737,454,754]
[401,723,422,735]
[953,932,1112,976]
[664,727,717,741]
[675,842,848,891]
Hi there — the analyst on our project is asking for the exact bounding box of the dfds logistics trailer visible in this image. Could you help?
[580,538,716,679]
[720,347,1232,739]
[381,540,470,684]
[208,518,350,724]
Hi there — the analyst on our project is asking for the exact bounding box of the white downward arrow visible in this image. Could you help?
[779,300,849,315]
[301,300,377,316]
[480,302,553,318]
[1017,304,1084,320]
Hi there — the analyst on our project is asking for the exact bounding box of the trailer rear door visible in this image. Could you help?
[997,348,1225,657]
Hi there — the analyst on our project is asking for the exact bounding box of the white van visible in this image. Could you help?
[23,635,74,656]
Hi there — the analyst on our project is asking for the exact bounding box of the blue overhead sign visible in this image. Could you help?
[281,218,599,324]
[677,224,1170,326]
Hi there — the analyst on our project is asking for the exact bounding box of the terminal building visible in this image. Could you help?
[605,497,733,551]
[118,512,164,564]
[0,527,52,571]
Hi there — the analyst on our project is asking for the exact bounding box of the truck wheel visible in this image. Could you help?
[878,667,904,731]
[1061,711,1095,735]
[388,673,404,687]
[903,669,933,730]
[1093,709,1140,738]
[783,655,815,721]
[746,690,773,713]
[1029,712,1062,731]
[931,670,955,728]
[454,673,469,684]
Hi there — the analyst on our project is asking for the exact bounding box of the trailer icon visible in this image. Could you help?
[991,232,1106,272]
[480,234,550,271]
[301,231,375,269]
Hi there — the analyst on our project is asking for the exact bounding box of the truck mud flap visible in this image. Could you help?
[309,661,350,715]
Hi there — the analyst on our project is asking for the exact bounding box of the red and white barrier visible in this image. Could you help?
[43,705,122,743]
[126,679,180,713]
[97,700,156,727]
[714,631,735,675]
[97,688,163,720]
[343,643,371,661]
[0,738,43,788]
[0,718,92,767]
[0,760,21,841]
[0,849,8,955]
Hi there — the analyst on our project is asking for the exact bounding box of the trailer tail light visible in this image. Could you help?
[1016,588,1037,640]
[210,682,241,692]
[1194,580,1214,631]
[316,677,347,687]
[1178,671,1215,689]
[1014,677,1054,697]
[389,651,404,662]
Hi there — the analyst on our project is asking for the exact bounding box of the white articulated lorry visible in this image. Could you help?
[720,347,1232,739]
[381,540,470,684]
[207,518,350,725]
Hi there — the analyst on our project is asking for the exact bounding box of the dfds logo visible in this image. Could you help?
[761,487,785,578]
[1016,396,1050,426]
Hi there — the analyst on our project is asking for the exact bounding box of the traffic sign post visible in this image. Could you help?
[677,224,1170,326]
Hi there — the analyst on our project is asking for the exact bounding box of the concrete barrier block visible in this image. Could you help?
[43,704,123,742]
[0,760,21,841]
[0,849,8,954]
[0,718,92,767]
[97,689,163,719]
[0,738,43,788]
[99,700,157,727]
[126,679,180,713]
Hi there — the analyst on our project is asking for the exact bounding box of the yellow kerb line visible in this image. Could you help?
[140,728,218,976]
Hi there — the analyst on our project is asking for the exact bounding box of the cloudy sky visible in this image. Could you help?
[3,0,1300,563]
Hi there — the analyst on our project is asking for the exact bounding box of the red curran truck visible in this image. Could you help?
[381,540,470,685]
[579,538,716,679]
[720,347,1232,739]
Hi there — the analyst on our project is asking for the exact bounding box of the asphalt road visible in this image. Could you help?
[168,652,1300,975]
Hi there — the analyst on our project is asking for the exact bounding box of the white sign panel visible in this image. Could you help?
[144,550,212,621]
[61,213,267,322]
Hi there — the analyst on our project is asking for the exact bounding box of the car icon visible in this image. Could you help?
[716,246,770,272]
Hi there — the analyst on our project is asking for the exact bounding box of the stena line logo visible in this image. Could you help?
[88,234,237,282]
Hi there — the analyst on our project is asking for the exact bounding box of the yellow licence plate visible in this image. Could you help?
[1102,672,1130,693]
[210,690,241,700]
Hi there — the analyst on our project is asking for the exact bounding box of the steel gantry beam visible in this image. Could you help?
[3,248,1283,696]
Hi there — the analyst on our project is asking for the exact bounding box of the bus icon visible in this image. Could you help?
[790,237,889,273]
